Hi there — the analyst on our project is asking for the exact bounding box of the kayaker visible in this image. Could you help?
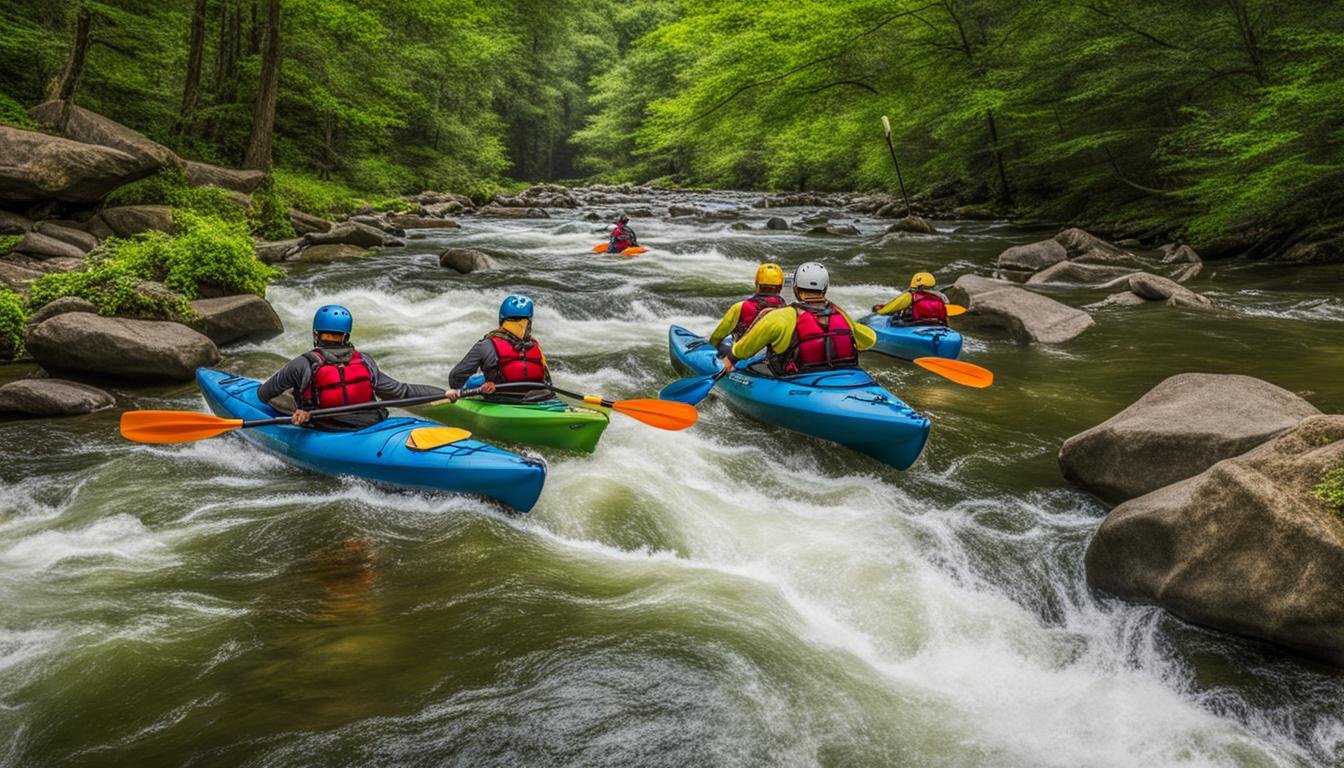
[607,214,638,253]
[258,304,457,430]
[872,272,950,325]
[708,262,787,355]
[448,294,552,402]
[723,262,876,376]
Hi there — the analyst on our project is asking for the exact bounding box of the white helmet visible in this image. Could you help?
[793,262,829,292]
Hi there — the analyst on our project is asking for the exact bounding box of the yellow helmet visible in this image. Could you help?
[910,271,936,289]
[754,262,785,288]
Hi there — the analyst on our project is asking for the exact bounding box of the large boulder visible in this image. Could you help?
[26,313,220,380]
[1085,415,1344,666]
[302,221,399,249]
[388,215,459,229]
[1126,272,1212,308]
[254,238,303,264]
[475,206,549,219]
[439,248,493,274]
[1026,260,1136,286]
[1060,373,1321,504]
[0,127,162,204]
[0,209,33,234]
[189,294,283,345]
[0,378,114,416]
[348,215,405,237]
[184,160,264,194]
[289,209,332,235]
[997,239,1067,273]
[28,101,182,172]
[944,274,1095,344]
[1054,228,1135,263]
[1277,237,1344,265]
[11,231,86,260]
[25,296,97,327]
[0,260,43,290]
[100,205,176,237]
[765,217,789,231]
[297,243,369,262]
[34,221,97,252]
[423,200,467,217]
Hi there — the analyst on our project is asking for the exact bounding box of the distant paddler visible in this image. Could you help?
[871,271,950,326]
[606,213,638,253]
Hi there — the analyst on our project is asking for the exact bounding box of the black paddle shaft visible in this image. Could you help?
[491,381,614,407]
[239,388,480,428]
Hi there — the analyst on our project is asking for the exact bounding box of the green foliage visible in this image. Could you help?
[1314,465,1344,518]
[248,179,297,241]
[0,92,37,130]
[0,234,22,253]
[0,288,26,359]
[271,170,364,219]
[105,170,247,223]
[27,254,194,321]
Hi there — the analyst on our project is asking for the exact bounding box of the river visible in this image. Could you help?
[2,193,1343,767]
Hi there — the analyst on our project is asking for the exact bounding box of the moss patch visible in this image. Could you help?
[1313,465,1344,519]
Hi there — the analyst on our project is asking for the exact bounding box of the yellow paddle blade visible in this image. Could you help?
[621,246,647,256]
[611,398,698,431]
[120,410,245,444]
[946,304,967,317]
[913,357,994,388]
[405,427,473,451]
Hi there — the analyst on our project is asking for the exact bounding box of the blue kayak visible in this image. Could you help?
[859,314,962,361]
[667,326,930,470]
[196,368,546,512]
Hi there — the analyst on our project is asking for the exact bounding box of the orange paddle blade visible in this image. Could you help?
[946,304,967,316]
[621,246,647,256]
[120,410,245,444]
[592,243,608,252]
[611,398,698,430]
[913,357,993,388]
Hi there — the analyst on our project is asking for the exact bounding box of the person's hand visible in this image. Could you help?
[291,409,311,425]
[443,389,460,403]
[479,381,497,395]
[872,303,884,312]
[720,357,735,372]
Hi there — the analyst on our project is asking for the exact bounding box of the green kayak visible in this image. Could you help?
[416,398,610,453]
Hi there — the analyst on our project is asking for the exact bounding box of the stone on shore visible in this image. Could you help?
[0,378,115,417]
[0,126,162,204]
[997,239,1067,273]
[34,222,98,252]
[302,221,400,249]
[100,205,176,237]
[189,295,283,346]
[184,161,265,194]
[11,231,87,260]
[944,274,1095,344]
[289,209,332,235]
[25,296,97,327]
[254,238,303,264]
[0,209,33,234]
[298,244,370,262]
[1060,373,1321,504]
[26,313,220,380]
[28,100,182,173]
[388,215,460,229]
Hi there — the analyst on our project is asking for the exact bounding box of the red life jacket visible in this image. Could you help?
[302,349,374,409]
[487,333,547,384]
[734,293,786,336]
[909,290,948,323]
[610,225,636,249]
[774,303,858,375]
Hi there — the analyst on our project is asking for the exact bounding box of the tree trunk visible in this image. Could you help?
[178,0,207,132]
[49,5,93,131]
[985,109,1013,206]
[249,0,260,55]
[242,0,280,171]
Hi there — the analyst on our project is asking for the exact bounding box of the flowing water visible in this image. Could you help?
[2,195,1343,767]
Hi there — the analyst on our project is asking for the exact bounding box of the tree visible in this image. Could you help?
[48,3,93,130]
[177,0,207,133]
[243,0,280,171]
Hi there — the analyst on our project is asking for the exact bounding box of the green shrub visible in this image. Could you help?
[0,233,22,253]
[369,197,415,213]
[272,170,364,219]
[1313,465,1344,518]
[27,256,194,321]
[105,169,248,224]
[247,179,297,240]
[0,94,37,130]
[163,212,280,297]
[0,288,26,359]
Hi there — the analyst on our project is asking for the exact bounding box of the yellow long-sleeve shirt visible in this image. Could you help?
[708,300,747,346]
[875,290,914,315]
[730,303,876,361]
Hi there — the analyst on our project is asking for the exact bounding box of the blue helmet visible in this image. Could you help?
[312,305,353,336]
[499,294,534,322]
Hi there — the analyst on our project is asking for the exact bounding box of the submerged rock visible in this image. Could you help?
[945,274,1094,344]
[765,216,789,231]
[1026,261,1135,286]
[1085,415,1344,666]
[1127,272,1212,308]
[1060,373,1321,504]
[0,378,115,416]
[439,248,493,274]
[303,221,400,249]
[26,313,220,380]
[885,215,935,234]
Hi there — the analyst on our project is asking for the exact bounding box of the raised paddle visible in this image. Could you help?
[912,357,994,388]
[946,304,967,317]
[490,382,697,431]
[120,389,483,445]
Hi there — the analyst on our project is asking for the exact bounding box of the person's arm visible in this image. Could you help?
[364,355,447,400]
[875,291,912,315]
[448,340,491,389]
[836,307,877,351]
[258,356,310,404]
[730,308,795,361]
[707,302,744,346]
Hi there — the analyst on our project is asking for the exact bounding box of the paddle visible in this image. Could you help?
[121,389,481,445]
[881,115,911,217]
[947,304,967,316]
[491,382,696,431]
[658,363,730,406]
[912,357,994,388]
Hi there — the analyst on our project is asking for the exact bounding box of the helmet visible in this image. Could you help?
[499,294,535,322]
[618,214,629,225]
[793,262,829,293]
[910,272,936,289]
[754,263,784,288]
[312,305,353,336]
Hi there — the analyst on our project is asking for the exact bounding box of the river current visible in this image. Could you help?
[2,194,1342,766]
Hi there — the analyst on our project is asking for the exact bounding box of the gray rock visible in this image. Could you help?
[34,256,84,274]
[0,378,115,416]
[348,215,406,236]
[298,244,370,262]
[423,200,467,217]
[0,209,32,234]
[668,204,699,217]
[1054,228,1135,263]
[34,222,97,252]
[26,296,97,327]
[184,160,265,194]
[388,215,459,229]
[1163,244,1201,264]
[583,211,602,222]
[1170,262,1203,283]
[189,294,283,345]
[12,231,86,260]
[0,126,161,204]
[289,209,332,235]
[809,224,860,236]
[0,259,43,290]
[729,222,752,231]
[765,217,789,231]
[26,313,220,380]
[83,214,113,240]
[623,208,654,218]
[1085,290,1147,310]
[885,215,935,235]
[475,206,549,219]
[1085,415,1344,666]
[100,205,176,237]
[302,221,397,249]
[945,274,1094,344]
[439,248,493,274]
[254,238,303,264]
[1060,373,1321,504]
[28,100,182,173]
[1026,260,1136,285]
[998,239,1067,272]
[1127,272,1212,308]
[1278,238,1344,265]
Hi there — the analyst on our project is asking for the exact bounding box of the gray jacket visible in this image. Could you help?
[259,346,443,429]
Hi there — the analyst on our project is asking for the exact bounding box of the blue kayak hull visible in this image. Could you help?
[667,326,929,470]
[196,368,546,512]
[859,315,962,361]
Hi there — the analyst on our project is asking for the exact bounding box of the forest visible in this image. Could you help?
[2,0,1342,242]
